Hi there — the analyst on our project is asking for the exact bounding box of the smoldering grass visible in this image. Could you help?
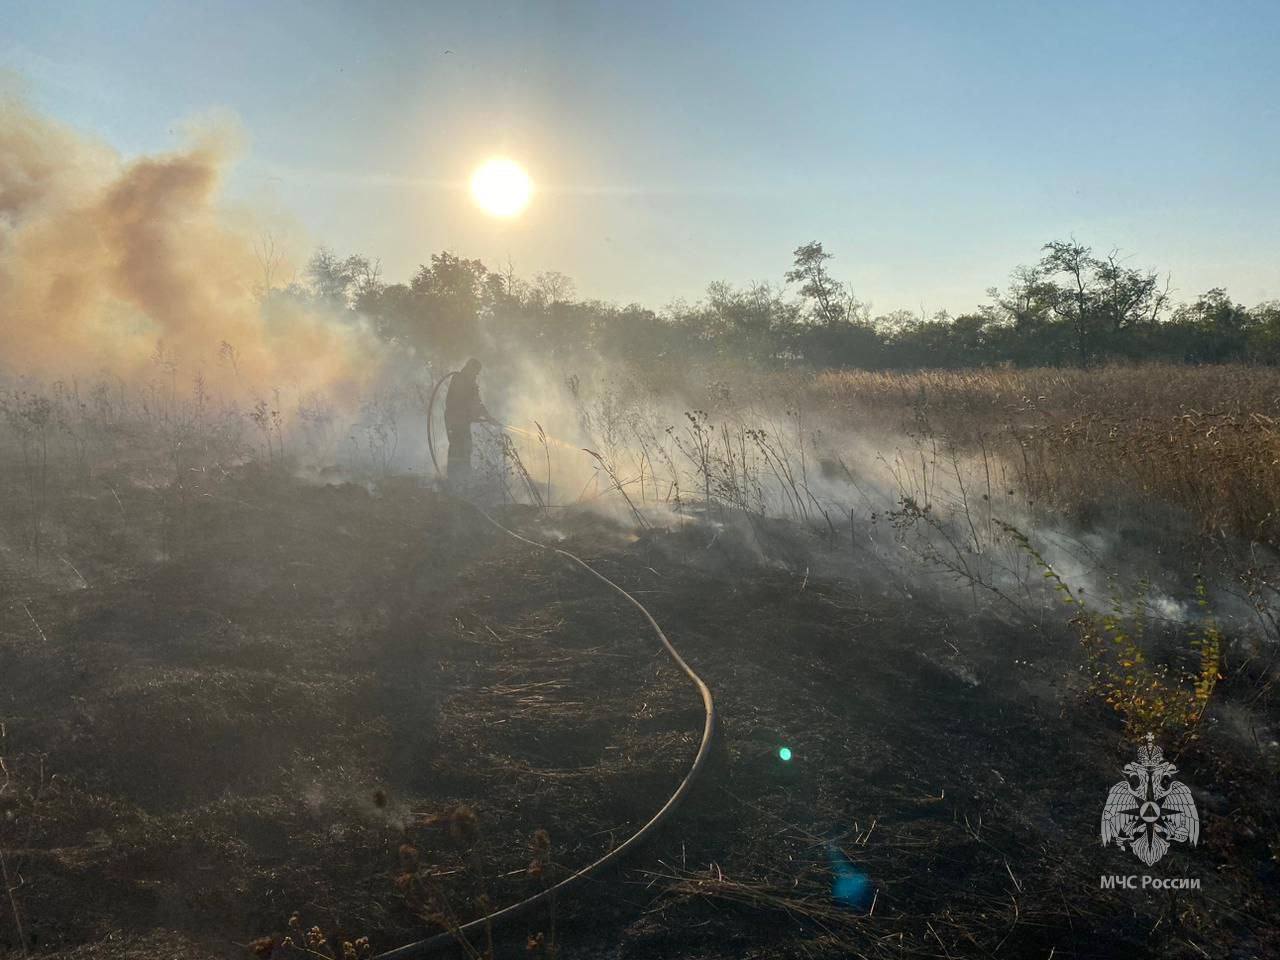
[583,448,646,529]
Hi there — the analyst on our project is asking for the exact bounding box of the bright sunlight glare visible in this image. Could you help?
[470,157,533,218]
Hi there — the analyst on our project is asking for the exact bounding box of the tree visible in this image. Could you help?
[1093,252,1168,357]
[693,281,793,365]
[530,271,576,307]
[305,248,382,311]
[252,231,287,300]
[783,242,878,367]
[1169,288,1251,362]
[320,236,1276,375]
[785,242,860,326]
[410,252,491,361]
[363,282,419,347]
[1247,301,1280,363]
[879,310,993,369]
[1037,240,1166,366]
[1039,240,1095,366]
[595,303,672,364]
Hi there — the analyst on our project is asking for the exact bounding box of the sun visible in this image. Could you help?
[470,157,533,218]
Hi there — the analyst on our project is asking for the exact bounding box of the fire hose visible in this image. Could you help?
[423,371,455,477]
[374,380,718,959]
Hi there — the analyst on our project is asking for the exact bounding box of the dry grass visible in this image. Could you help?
[813,363,1280,544]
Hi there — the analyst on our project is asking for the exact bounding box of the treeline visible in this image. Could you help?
[293,240,1280,371]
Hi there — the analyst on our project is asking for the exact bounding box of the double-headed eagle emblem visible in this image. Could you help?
[1100,733,1199,866]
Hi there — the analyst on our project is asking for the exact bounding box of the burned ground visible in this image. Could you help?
[1,468,1277,959]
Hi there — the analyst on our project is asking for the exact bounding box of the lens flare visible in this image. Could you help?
[470,157,533,217]
[826,843,874,909]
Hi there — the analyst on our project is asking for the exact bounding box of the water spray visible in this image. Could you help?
[498,422,580,452]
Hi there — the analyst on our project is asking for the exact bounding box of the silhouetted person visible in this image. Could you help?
[444,358,491,486]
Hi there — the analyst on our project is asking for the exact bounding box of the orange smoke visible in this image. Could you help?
[0,98,380,399]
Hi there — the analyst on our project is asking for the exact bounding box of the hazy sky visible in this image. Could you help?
[5,0,1279,313]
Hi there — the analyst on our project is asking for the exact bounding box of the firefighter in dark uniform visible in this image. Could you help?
[443,358,491,485]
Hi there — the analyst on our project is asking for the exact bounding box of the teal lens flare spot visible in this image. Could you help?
[778,747,792,762]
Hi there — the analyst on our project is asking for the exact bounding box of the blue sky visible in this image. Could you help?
[4,0,1279,312]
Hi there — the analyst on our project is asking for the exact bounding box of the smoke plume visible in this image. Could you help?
[0,97,380,398]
